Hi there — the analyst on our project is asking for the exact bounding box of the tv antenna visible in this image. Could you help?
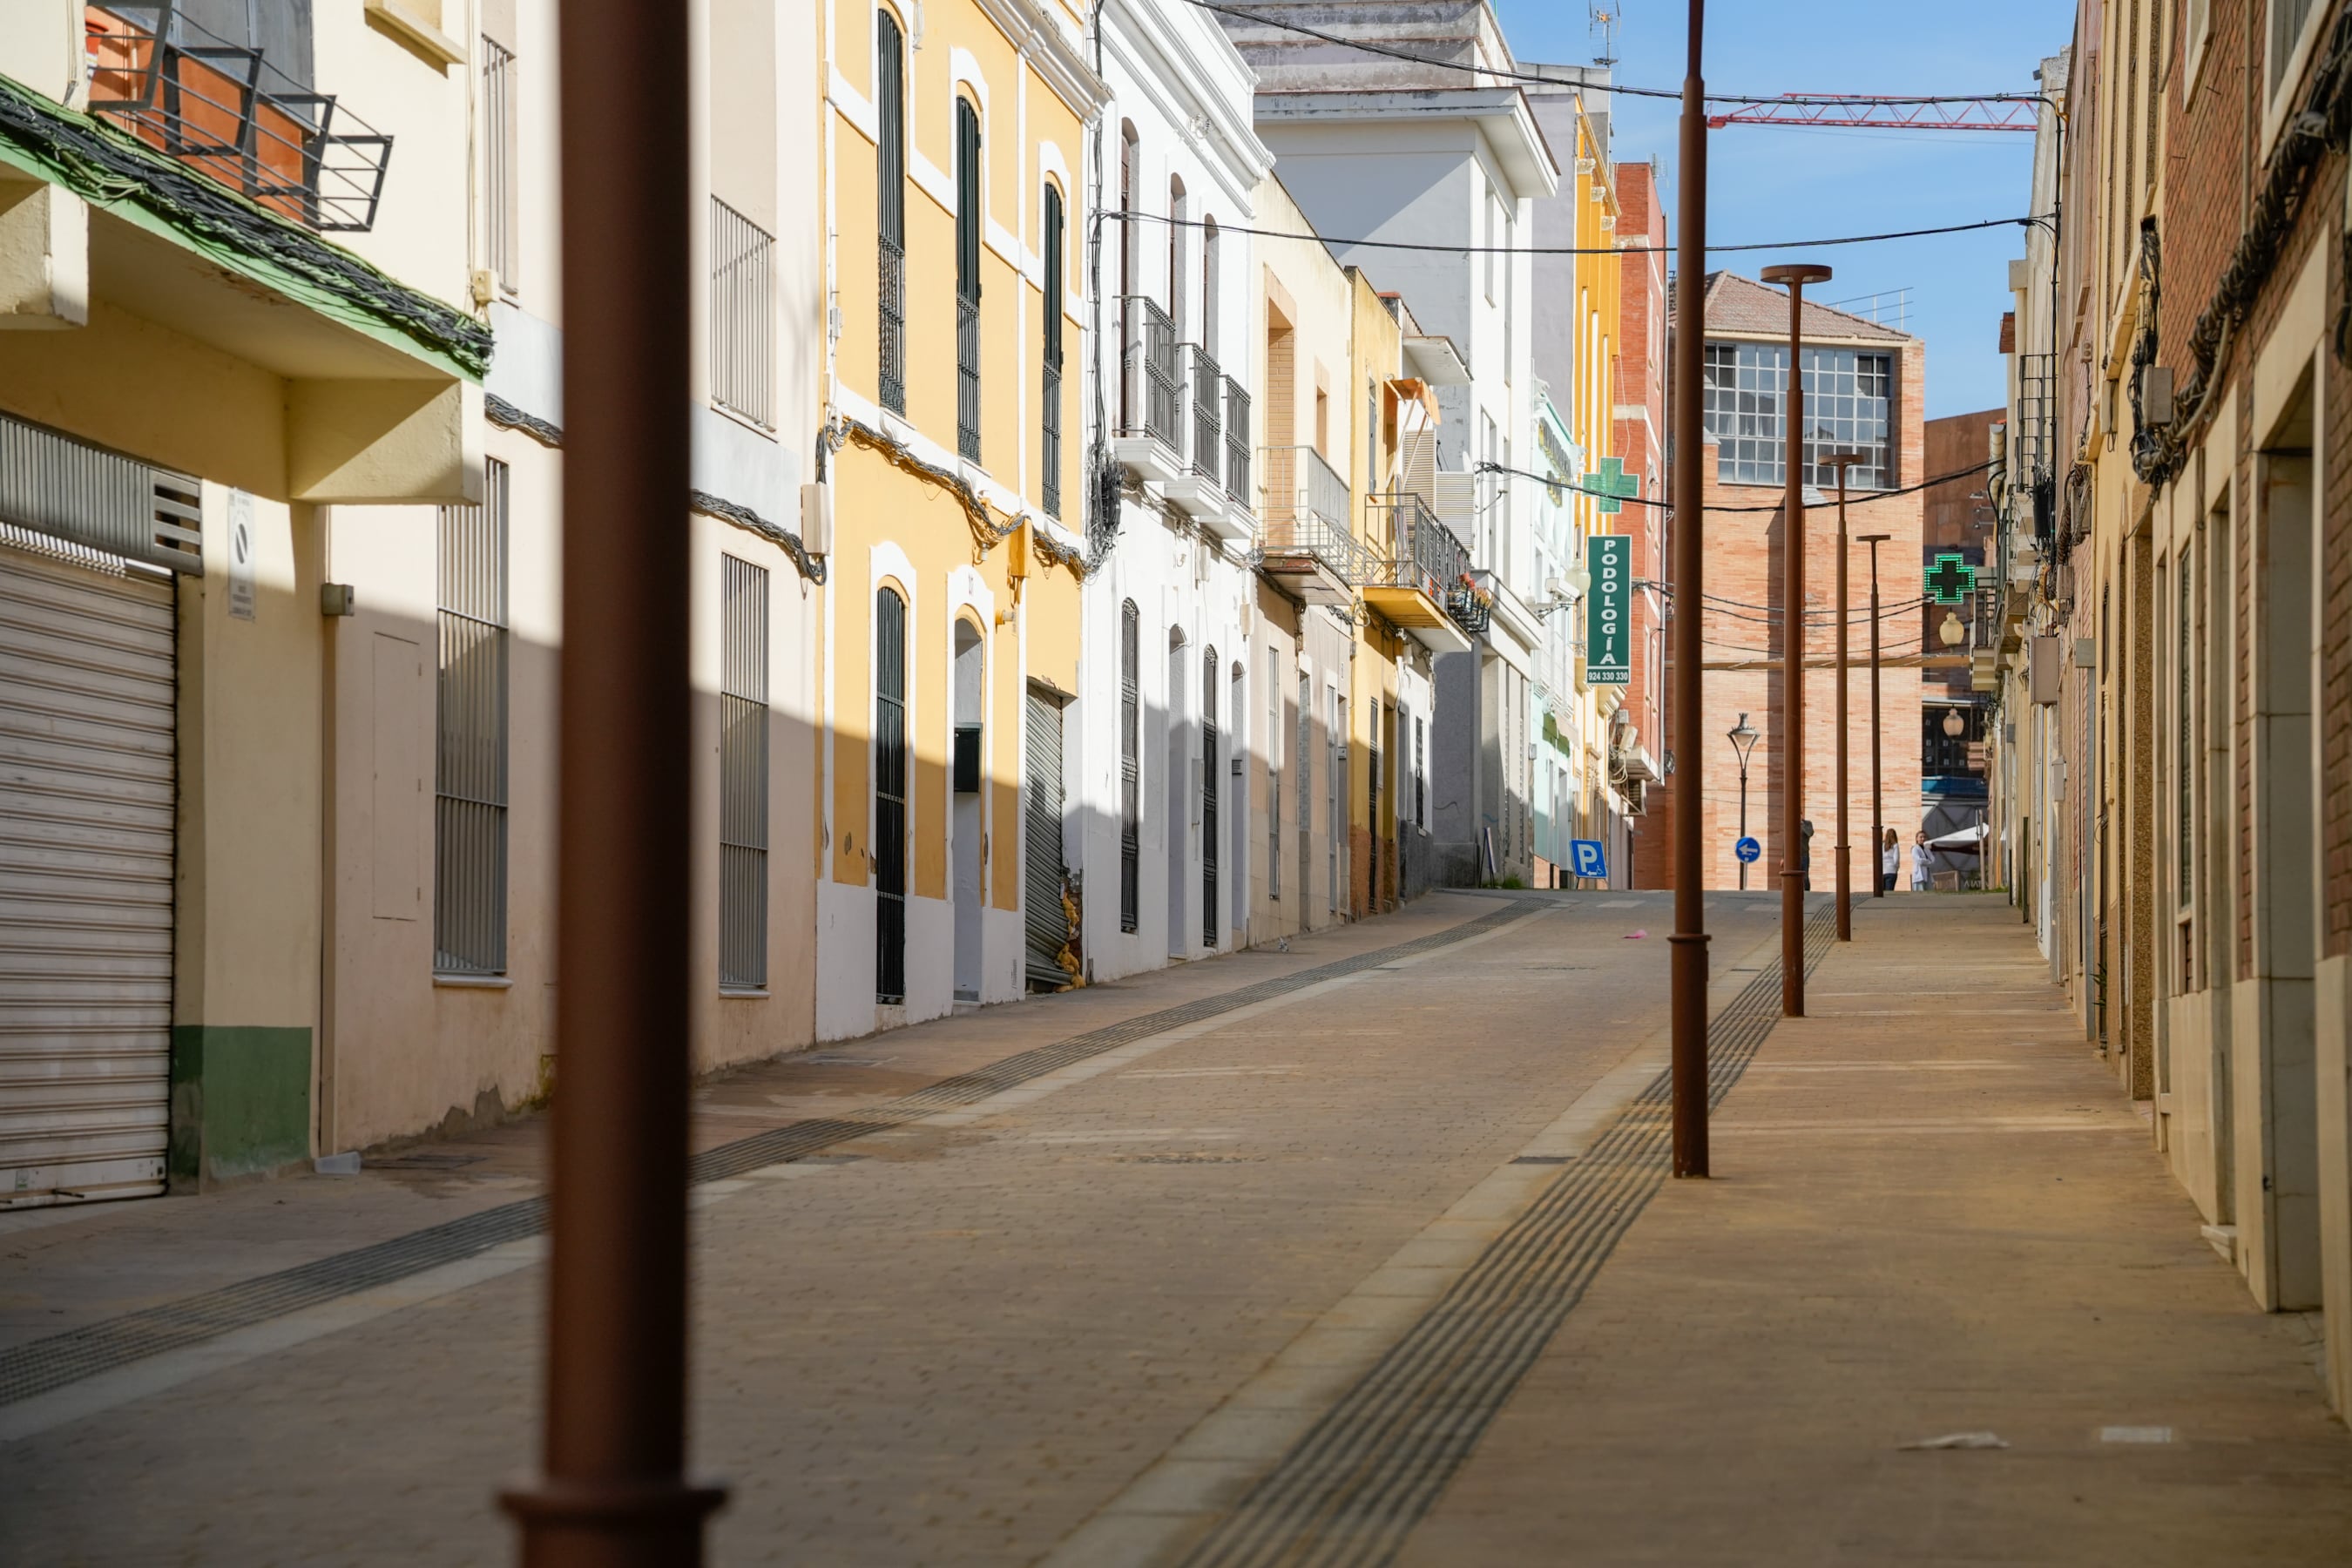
[1589,3,1619,68]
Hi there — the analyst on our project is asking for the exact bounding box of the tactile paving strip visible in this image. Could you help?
[1177,900,1842,1568]
[0,897,1551,1409]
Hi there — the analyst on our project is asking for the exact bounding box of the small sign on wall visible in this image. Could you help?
[227,489,257,622]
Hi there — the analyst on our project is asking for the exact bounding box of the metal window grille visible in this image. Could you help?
[1120,600,1141,932]
[710,198,775,429]
[1701,342,1893,489]
[1328,693,1341,913]
[1416,716,1426,828]
[435,459,510,975]
[720,555,769,990]
[875,587,909,1002]
[480,37,517,289]
[1202,646,1219,949]
[1043,185,1064,517]
[1368,700,1382,908]
[956,98,983,462]
[84,3,393,232]
[876,12,907,414]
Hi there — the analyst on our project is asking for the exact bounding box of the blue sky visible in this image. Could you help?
[1493,1,2071,418]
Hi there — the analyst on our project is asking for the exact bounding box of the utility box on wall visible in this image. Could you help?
[2030,634,2062,704]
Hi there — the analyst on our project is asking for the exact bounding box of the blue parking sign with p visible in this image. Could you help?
[1569,839,1607,880]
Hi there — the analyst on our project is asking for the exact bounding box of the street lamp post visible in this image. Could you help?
[1728,713,1760,889]
[1825,452,1864,942]
[1860,533,1892,900]
[1758,261,1830,1017]
[502,0,724,1564]
[1669,0,1710,1179]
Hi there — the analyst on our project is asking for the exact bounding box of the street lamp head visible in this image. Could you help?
[1727,711,1760,767]
[1856,532,1892,545]
[1943,707,1967,738]
[1760,263,1834,287]
[1937,611,1967,647]
[1824,451,1867,472]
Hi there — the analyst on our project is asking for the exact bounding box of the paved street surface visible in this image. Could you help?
[3,891,2348,1565]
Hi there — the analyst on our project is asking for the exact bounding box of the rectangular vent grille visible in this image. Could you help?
[0,413,201,575]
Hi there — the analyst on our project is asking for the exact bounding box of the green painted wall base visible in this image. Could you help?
[170,1026,312,1188]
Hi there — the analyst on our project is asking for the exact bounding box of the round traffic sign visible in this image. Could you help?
[1734,836,1761,863]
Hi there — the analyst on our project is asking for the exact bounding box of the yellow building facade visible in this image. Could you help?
[817,0,1100,1037]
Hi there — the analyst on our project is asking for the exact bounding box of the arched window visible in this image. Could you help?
[1119,599,1140,933]
[955,96,983,460]
[1042,181,1065,519]
[875,585,909,1002]
[875,10,906,413]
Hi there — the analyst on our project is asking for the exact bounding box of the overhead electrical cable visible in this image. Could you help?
[1100,207,2049,259]
[1180,0,2047,110]
[1477,457,1997,513]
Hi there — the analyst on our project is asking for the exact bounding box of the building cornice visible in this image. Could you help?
[1251,86,1561,199]
[976,0,1110,119]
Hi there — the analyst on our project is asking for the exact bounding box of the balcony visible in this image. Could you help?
[1166,344,1248,541]
[84,4,392,232]
[1362,492,1475,653]
[1113,295,1181,483]
[1255,447,1371,608]
[1222,378,1251,509]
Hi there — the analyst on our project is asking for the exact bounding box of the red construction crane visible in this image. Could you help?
[1707,95,2040,132]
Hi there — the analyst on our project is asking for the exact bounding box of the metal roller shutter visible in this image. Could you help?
[1024,686,1071,990]
[0,538,177,1208]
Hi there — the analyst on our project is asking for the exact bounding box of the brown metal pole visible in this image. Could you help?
[501,0,724,1560]
[1828,455,1862,941]
[1758,262,1828,1017]
[1668,0,1710,1179]
[1861,534,1891,900]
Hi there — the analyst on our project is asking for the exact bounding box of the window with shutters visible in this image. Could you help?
[1043,182,1065,519]
[876,11,907,413]
[720,556,768,990]
[1120,600,1141,932]
[435,459,509,976]
[956,97,983,462]
[875,586,909,1002]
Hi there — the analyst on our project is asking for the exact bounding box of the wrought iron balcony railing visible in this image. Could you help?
[1257,446,1374,588]
[956,294,981,461]
[1118,295,1179,452]
[1222,377,1251,505]
[879,234,906,414]
[1365,490,1482,633]
[1183,343,1222,483]
[84,3,392,232]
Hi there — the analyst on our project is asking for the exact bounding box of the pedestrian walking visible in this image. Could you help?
[1910,830,1933,893]
[1798,818,1815,892]
[1880,828,1899,894]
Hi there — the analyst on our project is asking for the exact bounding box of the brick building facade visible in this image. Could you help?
[1652,273,1925,894]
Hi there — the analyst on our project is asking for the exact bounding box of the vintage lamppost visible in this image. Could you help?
[1824,450,1863,941]
[1728,712,1760,890]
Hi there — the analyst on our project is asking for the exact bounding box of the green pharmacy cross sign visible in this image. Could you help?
[1579,456,1640,514]
[1926,552,1977,604]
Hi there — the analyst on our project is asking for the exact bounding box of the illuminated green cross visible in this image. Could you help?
[1925,552,1977,604]
[1579,456,1640,514]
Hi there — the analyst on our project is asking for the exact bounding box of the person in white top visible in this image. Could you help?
[1910,830,1934,892]
[1881,828,1899,894]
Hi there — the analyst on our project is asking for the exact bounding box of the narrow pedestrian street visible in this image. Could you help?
[5,891,2344,1565]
